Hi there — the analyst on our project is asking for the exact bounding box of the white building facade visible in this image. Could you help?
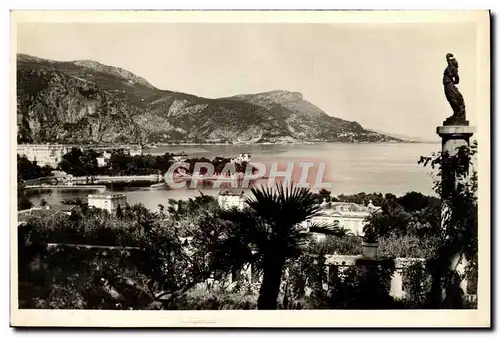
[305,200,381,236]
[231,153,251,164]
[218,190,246,211]
[96,151,112,167]
[17,144,69,168]
[18,144,143,169]
[88,192,127,214]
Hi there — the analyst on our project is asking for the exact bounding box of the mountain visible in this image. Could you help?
[16,54,404,145]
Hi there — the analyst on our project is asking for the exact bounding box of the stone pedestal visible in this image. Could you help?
[436,120,475,196]
[436,118,475,304]
[436,122,475,156]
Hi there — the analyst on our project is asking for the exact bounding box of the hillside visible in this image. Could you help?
[16,54,404,145]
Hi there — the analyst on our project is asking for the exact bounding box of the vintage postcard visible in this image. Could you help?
[10,10,490,327]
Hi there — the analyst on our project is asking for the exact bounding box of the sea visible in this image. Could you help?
[25,142,440,211]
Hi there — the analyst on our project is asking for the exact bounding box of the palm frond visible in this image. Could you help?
[308,221,350,237]
[246,182,321,229]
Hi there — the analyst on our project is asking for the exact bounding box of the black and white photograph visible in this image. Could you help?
[9,10,490,327]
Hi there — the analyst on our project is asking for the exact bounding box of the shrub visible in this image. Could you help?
[378,234,433,259]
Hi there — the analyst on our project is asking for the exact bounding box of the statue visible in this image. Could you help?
[443,53,466,122]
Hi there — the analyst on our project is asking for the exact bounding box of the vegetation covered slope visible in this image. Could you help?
[17,54,403,145]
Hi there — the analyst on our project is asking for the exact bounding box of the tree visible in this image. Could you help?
[364,198,412,239]
[335,192,386,206]
[80,149,99,175]
[17,201,226,310]
[311,188,332,203]
[18,194,33,211]
[58,147,86,176]
[397,192,438,213]
[17,154,53,182]
[216,183,321,309]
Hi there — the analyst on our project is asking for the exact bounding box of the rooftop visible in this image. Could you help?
[17,207,70,224]
[50,204,78,212]
[218,189,245,196]
[318,199,381,213]
[323,254,426,268]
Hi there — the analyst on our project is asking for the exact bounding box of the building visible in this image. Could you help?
[96,151,112,167]
[172,152,188,162]
[50,170,75,185]
[88,192,127,215]
[49,204,78,215]
[17,204,78,226]
[17,144,69,168]
[84,144,142,157]
[128,145,143,157]
[231,153,251,164]
[17,144,143,169]
[304,199,381,236]
[218,190,246,210]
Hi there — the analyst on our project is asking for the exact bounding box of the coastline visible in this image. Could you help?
[141,139,432,149]
[18,139,433,149]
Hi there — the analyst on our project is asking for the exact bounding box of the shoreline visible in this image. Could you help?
[142,139,436,149]
[21,185,107,192]
[18,140,438,149]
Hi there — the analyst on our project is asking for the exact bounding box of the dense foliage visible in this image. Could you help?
[417,141,478,309]
[17,155,53,182]
[56,148,255,177]
[57,148,175,176]
[18,140,478,310]
[18,195,231,309]
[213,183,323,309]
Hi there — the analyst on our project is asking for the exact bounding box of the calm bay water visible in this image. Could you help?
[26,142,440,211]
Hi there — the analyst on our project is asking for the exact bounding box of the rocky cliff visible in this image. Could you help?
[16,54,403,145]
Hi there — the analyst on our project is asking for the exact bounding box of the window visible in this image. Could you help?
[401,269,410,293]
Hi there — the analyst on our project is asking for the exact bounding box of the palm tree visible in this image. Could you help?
[218,183,321,309]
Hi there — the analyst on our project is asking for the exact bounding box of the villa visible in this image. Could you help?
[218,189,246,211]
[172,152,189,162]
[231,153,251,164]
[88,191,127,215]
[17,204,78,226]
[304,199,382,236]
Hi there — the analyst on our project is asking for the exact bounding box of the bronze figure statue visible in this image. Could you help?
[443,53,466,120]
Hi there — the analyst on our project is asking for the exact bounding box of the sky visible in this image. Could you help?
[16,22,479,140]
